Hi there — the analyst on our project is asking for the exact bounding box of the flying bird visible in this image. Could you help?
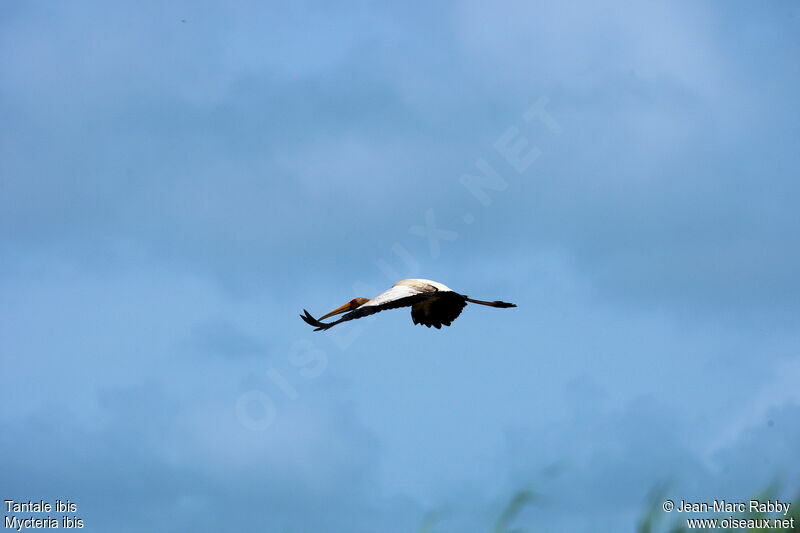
[300,278,516,331]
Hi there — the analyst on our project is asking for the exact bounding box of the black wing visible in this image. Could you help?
[411,291,467,329]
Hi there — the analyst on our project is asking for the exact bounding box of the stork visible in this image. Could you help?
[300,279,515,331]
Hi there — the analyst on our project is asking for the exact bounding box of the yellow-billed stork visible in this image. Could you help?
[300,278,516,331]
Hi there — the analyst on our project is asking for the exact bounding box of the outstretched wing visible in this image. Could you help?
[359,282,436,312]
[302,281,439,331]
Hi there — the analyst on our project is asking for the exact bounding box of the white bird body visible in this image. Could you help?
[359,279,452,309]
[301,278,515,331]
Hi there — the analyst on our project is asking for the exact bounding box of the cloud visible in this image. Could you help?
[183,319,267,359]
[0,380,418,533]
[2,0,798,325]
[495,391,800,532]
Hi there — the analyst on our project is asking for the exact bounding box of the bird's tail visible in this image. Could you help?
[465,297,516,308]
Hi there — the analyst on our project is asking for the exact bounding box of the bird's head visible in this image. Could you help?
[318,297,370,320]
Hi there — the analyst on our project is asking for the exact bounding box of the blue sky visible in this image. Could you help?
[1,1,799,531]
